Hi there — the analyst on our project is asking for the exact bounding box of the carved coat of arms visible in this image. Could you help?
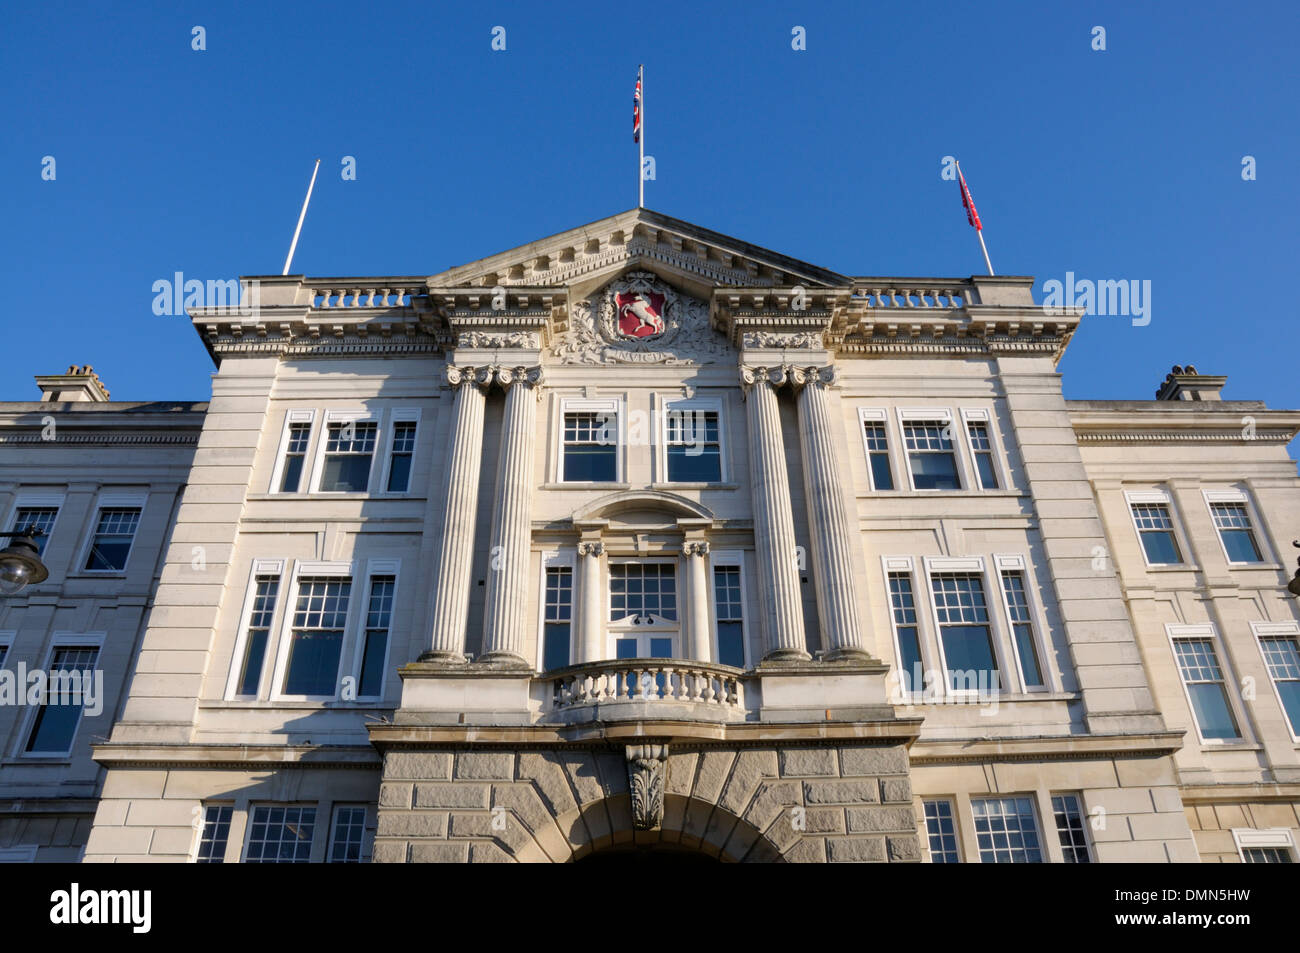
[550,271,728,365]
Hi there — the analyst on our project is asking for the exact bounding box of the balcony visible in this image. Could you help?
[542,659,747,724]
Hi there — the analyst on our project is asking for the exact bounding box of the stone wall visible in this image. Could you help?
[374,742,919,863]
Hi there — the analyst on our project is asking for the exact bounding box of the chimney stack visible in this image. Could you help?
[1155,364,1226,402]
[35,365,111,402]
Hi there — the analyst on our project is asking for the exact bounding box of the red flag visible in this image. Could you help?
[958,165,982,231]
[633,73,642,143]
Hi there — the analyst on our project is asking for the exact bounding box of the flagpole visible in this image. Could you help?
[977,230,994,276]
[638,64,645,208]
[956,160,994,275]
[282,158,321,276]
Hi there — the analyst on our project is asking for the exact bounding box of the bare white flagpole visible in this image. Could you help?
[638,65,645,208]
[282,158,322,276]
[956,160,994,276]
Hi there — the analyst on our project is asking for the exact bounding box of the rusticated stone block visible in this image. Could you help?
[378,782,413,809]
[518,752,579,817]
[779,748,838,777]
[693,751,737,804]
[410,842,469,863]
[377,811,449,839]
[880,778,912,803]
[784,837,828,863]
[492,784,555,837]
[455,752,515,780]
[414,782,490,809]
[470,842,515,864]
[744,780,803,831]
[839,746,908,777]
[846,806,916,834]
[827,836,886,863]
[665,752,699,796]
[560,751,606,805]
[385,752,452,780]
[803,779,880,806]
[371,841,408,864]
[887,835,921,862]
[718,749,779,815]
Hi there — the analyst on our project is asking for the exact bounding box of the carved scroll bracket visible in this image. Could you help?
[626,744,669,830]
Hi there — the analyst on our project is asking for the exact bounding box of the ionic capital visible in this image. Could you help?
[446,364,545,394]
[683,540,710,558]
[577,541,605,558]
[739,363,835,396]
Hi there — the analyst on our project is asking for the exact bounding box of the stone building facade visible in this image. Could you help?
[0,369,203,861]
[11,209,1297,863]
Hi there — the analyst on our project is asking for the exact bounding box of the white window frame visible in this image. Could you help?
[557,397,623,484]
[657,394,727,484]
[858,408,898,492]
[896,408,965,492]
[1232,827,1298,863]
[308,410,382,494]
[1124,489,1188,567]
[327,803,372,863]
[269,409,317,494]
[349,559,401,701]
[270,561,355,702]
[1049,792,1094,863]
[882,556,936,700]
[960,408,1004,492]
[76,493,147,575]
[1251,620,1300,743]
[1166,622,1246,746]
[0,846,39,862]
[17,632,105,759]
[923,556,1009,699]
[920,797,963,863]
[969,794,1045,863]
[606,556,680,659]
[242,803,319,863]
[536,550,576,672]
[3,491,66,557]
[379,409,421,495]
[1203,488,1270,566]
[225,559,287,700]
[709,550,750,669]
[189,803,236,863]
[993,554,1055,693]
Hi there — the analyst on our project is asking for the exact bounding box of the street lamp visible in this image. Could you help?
[1289,541,1300,598]
[0,527,49,595]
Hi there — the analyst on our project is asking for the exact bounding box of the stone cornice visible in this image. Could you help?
[91,743,382,769]
[1071,407,1300,444]
[909,730,1186,765]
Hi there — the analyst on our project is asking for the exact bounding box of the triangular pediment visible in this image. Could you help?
[427,208,849,300]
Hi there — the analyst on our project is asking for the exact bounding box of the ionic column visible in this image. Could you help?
[423,365,490,663]
[480,366,544,666]
[684,540,713,663]
[793,366,871,661]
[576,541,605,663]
[740,366,809,661]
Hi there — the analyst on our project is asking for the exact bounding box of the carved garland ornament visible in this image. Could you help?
[550,271,729,365]
[626,744,669,830]
[456,330,540,349]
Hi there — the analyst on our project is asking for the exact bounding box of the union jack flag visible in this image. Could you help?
[633,71,642,143]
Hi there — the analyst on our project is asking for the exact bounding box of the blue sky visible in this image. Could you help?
[2,0,1297,415]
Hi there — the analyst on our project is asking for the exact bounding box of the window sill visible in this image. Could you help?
[4,754,74,764]
[1224,562,1283,571]
[201,699,393,710]
[1143,564,1200,573]
[246,492,426,501]
[540,482,632,490]
[66,572,127,580]
[649,482,739,490]
[1197,742,1261,752]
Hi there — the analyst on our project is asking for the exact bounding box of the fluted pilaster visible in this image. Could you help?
[740,365,809,661]
[423,365,491,663]
[480,366,545,667]
[793,365,870,660]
